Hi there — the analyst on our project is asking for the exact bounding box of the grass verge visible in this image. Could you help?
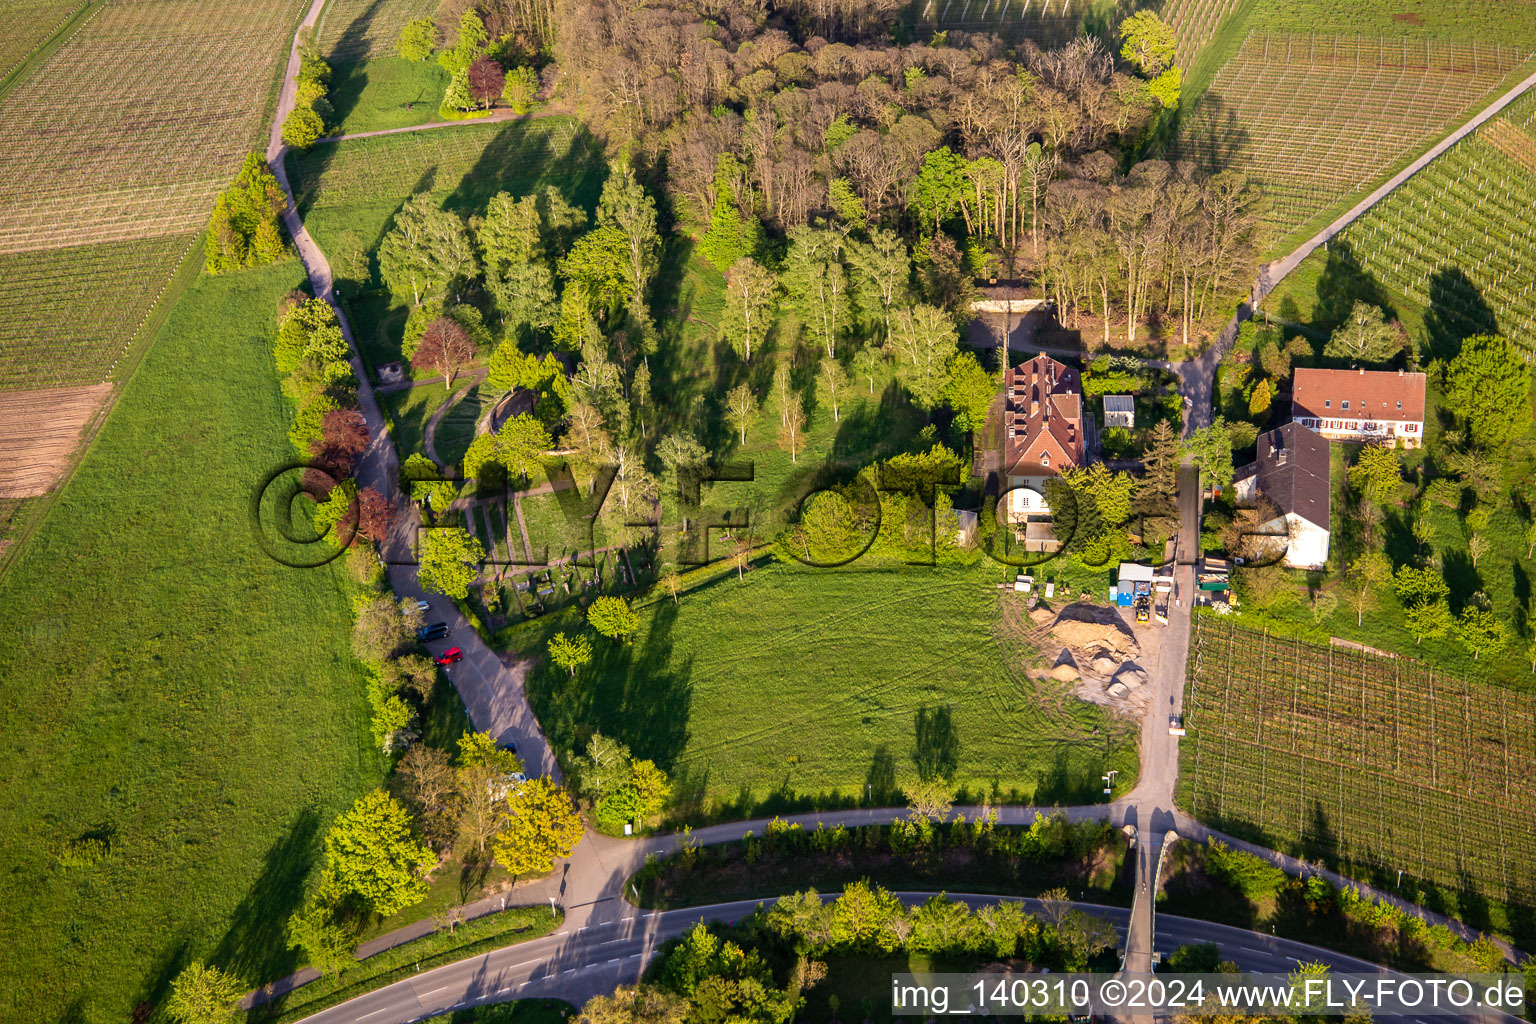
[255,906,564,1023]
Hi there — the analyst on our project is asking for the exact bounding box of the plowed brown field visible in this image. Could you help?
[0,382,112,497]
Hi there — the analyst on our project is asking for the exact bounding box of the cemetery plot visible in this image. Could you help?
[1182,617,1536,909]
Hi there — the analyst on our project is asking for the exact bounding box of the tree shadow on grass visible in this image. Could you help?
[322,1,385,129]
[913,705,958,782]
[866,745,898,805]
[1298,799,1338,865]
[1423,265,1498,365]
[1312,240,1397,338]
[207,805,322,989]
[1440,548,1481,615]
[1031,750,1104,806]
[1455,868,1492,934]
[554,595,692,772]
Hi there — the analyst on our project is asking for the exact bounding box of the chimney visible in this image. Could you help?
[1359,367,1365,375]
[1398,368,1404,376]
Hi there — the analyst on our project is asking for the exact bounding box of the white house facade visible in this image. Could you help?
[1291,367,1426,448]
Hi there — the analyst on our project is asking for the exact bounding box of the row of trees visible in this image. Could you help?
[576,879,1116,1023]
[281,48,333,148]
[399,9,541,117]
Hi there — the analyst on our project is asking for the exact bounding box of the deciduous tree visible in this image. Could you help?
[887,304,955,412]
[1346,551,1392,626]
[412,317,477,390]
[1324,302,1405,365]
[492,777,585,877]
[317,790,435,916]
[166,963,245,1024]
[379,195,479,306]
[396,17,436,60]
[725,383,756,444]
[1457,605,1507,660]
[588,595,639,643]
[548,631,592,677]
[1446,334,1529,452]
[467,55,505,109]
[1348,443,1401,507]
[818,357,849,423]
[720,257,775,364]
[418,526,484,599]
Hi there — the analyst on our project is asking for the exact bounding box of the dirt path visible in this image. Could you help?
[422,368,486,470]
[317,105,567,144]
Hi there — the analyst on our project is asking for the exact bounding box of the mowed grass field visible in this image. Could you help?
[318,0,448,135]
[1181,617,1536,937]
[0,261,383,1022]
[328,55,448,135]
[521,563,1140,816]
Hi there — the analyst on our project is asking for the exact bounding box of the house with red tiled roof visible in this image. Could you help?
[1291,367,1426,448]
[1001,354,1085,524]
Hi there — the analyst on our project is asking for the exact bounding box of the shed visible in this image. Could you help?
[1116,562,1154,606]
[1103,395,1135,429]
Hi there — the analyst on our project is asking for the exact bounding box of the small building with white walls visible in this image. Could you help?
[1102,395,1135,429]
[1232,422,1332,570]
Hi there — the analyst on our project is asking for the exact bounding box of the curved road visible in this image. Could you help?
[295,891,1507,1024]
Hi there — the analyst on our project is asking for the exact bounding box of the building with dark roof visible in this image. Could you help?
[1001,354,1085,523]
[1292,367,1426,448]
[1232,421,1332,569]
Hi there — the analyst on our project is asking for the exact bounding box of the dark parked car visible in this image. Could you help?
[434,646,464,666]
[418,622,449,641]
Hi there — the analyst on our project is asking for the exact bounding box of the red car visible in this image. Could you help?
[434,647,464,667]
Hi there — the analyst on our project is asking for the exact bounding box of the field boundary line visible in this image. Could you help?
[0,233,202,583]
[0,0,100,104]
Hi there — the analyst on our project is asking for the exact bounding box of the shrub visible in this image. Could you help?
[503,65,538,113]
[397,17,436,61]
[282,105,326,149]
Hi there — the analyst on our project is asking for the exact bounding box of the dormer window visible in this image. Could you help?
[1341,400,1350,410]
[1041,453,1050,467]
[1324,400,1331,408]
[1396,400,1402,409]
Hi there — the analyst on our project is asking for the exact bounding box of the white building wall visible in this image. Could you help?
[1295,416,1423,448]
[1281,515,1330,569]
[1006,475,1054,520]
